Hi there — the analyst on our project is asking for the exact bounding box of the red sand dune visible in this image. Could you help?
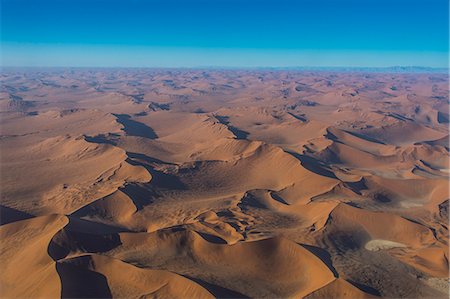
[0,69,448,298]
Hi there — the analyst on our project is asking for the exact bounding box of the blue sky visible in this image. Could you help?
[1,0,448,67]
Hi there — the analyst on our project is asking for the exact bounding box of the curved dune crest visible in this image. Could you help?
[364,176,449,209]
[171,142,338,198]
[328,203,435,249]
[109,230,336,298]
[400,246,449,278]
[305,278,375,298]
[358,122,447,146]
[0,215,69,298]
[1,135,151,215]
[57,254,214,298]
[72,190,139,226]
[0,108,123,137]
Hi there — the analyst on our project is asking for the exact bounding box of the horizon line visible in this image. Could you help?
[1,65,449,73]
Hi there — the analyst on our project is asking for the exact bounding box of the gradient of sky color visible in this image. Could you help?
[1,0,449,67]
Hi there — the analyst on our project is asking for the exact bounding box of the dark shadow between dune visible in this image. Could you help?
[347,279,382,297]
[229,126,250,140]
[127,151,172,165]
[0,205,34,225]
[238,192,267,210]
[113,113,158,139]
[438,199,449,219]
[57,258,113,299]
[437,111,449,123]
[182,275,249,299]
[387,113,414,122]
[84,133,120,146]
[197,232,227,244]
[342,130,386,145]
[269,192,289,205]
[48,220,123,261]
[48,239,71,261]
[287,152,338,179]
[119,184,156,210]
[287,112,307,122]
[327,229,369,253]
[126,153,187,191]
[215,115,249,140]
[300,244,339,278]
[342,178,368,195]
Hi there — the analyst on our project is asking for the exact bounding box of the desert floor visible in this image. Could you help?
[0,69,449,298]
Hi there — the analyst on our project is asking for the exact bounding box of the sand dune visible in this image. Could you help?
[106,230,337,298]
[0,215,68,298]
[0,69,448,298]
[305,278,375,298]
[327,203,435,248]
[1,135,151,215]
[57,254,214,298]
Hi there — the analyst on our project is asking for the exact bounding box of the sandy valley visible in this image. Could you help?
[0,68,448,298]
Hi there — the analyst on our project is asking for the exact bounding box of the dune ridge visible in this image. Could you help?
[0,69,448,298]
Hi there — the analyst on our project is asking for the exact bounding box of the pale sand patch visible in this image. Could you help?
[365,239,407,251]
[400,201,424,208]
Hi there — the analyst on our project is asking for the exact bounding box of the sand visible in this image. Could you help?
[0,69,448,298]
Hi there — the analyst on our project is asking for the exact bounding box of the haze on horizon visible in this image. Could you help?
[1,0,449,68]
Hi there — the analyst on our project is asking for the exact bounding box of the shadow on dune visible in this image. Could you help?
[48,217,126,263]
[302,242,382,297]
[84,133,120,146]
[197,232,227,244]
[343,178,368,195]
[347,279,382,297]
[341,130,386,145]
[287,112,307,122]
[287,152,338,179]
[126,153,187,190]
[326,228,370,253]
[56,257,113,299]
[301,244,339,277]
[127,151,172,165]
[437,111,449,124]
[269,192,289,205]
[438,199,449,219]
[238,192,267,209]
[0,205,34,225]
[120,184,156,210]
[49,230,122,260]
[215,115,249,140]
[228,125,249,140]
[182,275,250,299]
[113,113,158,139]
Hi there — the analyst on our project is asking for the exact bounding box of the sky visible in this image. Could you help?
[1,0,449,68]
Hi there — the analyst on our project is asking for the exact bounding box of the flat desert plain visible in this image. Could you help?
[0,69,449,298]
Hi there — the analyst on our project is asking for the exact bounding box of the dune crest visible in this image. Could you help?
[0,215,69,298]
